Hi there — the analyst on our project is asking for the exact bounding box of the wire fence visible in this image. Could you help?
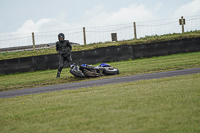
[137,15,200,37]
[0,15,200,49]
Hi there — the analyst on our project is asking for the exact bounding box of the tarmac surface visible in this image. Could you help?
[0,67,200,99]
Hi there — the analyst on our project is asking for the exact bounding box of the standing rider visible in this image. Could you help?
[56,33,73,78]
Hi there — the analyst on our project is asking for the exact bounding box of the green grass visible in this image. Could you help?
[0,52,200,92]
[0,74,199,133]
[1,30,200,60]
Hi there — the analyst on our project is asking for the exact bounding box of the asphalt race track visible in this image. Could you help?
[0,68,200,99]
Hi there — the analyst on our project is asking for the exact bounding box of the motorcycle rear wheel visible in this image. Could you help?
[103,68,119,75]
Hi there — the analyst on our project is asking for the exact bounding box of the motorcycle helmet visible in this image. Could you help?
[58,33,65,42]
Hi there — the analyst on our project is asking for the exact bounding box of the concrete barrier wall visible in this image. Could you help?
[0,37,200,74]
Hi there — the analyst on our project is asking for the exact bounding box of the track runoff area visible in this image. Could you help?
[0,67,199,99]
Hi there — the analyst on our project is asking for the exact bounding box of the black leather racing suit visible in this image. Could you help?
[56,40,72,77]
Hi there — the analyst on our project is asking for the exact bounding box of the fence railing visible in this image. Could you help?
[0,15,200,49]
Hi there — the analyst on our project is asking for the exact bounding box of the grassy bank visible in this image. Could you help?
[0,52,200,92]
[1,30,200,60]
[0,74,199,132]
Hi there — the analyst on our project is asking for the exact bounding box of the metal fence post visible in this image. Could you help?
[83,27,86,45]
[32,32,35,51]
[133,22,137,39]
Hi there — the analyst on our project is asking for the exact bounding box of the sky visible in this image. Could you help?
[0,0,200,48]
[0,0,200,35]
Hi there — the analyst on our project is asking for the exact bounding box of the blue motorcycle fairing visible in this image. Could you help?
[99,63,111,67]
[81,64,87,67]
[81,63,111,67]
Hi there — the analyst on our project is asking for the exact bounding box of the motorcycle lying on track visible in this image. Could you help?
[70,59,119,78]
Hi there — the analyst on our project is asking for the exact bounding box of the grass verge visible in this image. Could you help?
[0,52,200,92]
[0,74,200,133]
[1,30,200,60]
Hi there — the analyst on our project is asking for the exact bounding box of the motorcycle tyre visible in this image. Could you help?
[70,69,85,78]
[103,68,119,75]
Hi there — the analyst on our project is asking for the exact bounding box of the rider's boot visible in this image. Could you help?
[56,71,61,78]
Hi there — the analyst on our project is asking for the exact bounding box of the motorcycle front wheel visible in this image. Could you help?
[70,69,85,78]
